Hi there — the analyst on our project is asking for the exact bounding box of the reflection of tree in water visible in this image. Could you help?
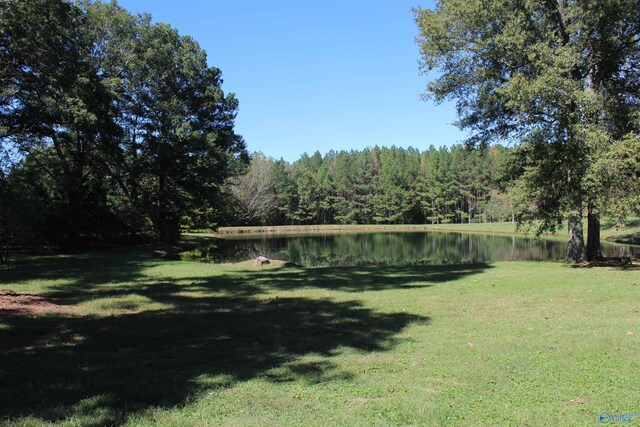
[182,239,281,263]
[279,233,567,265]
[184,232,639,266]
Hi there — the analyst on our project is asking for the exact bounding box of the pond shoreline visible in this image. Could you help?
[213,223,547,237]
[206,222,640,248]
[182,228,640,266]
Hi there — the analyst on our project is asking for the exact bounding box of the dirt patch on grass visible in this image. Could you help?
[0,290,73,315]
[228,259,295,269]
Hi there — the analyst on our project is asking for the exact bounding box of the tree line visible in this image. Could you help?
[0,0,246,253]
[224,145,516,227]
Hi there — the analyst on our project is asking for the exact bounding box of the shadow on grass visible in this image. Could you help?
[0,247,159,287]
[606,232,640,246]
[0,248,493,425]
[0,291,426,425]
[242,263,493,293]
[33,261,494,304]
[566,257,640,269]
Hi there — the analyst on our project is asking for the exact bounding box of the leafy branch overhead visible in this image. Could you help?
[0,0,246,246]
[414,0,640,261]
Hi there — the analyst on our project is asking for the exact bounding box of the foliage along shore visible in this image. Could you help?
[214,223,545,236]
[211,221,640,247]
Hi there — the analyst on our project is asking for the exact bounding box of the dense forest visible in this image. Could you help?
[224,145,514,227]
[1,0,639,263]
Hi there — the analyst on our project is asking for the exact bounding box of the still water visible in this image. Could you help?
[182,231,640,266]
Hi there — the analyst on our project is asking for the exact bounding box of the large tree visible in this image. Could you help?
[0,0,245,247]
[228,153,278,225]
[414,0,640,261]
[1,0,119,246]
[84,1,245,242]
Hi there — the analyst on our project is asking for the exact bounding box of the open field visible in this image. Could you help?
[1,242,640,426]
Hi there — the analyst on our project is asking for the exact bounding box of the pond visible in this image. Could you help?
[182,231,640,266]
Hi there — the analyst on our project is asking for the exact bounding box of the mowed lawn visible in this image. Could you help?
[1,246,639,426]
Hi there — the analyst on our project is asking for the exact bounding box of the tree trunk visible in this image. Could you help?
[158,173,168,242]
[567,215,586,263]
[431,200,435,224]
[586,204,603,261]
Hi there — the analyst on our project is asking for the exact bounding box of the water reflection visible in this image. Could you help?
[182,232,639,266]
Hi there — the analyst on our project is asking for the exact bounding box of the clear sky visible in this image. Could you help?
[116,0,466,162]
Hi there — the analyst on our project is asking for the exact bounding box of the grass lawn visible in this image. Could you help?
[602,219,640,247]
[1,243,640,426]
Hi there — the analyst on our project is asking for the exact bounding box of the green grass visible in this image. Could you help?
[602,218,640,246]
[216,222,535,237]
[1,244,640,426]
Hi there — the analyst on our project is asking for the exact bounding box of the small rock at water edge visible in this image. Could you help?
[256,256,270,265]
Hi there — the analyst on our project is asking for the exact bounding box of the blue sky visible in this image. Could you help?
[117,0,466,162]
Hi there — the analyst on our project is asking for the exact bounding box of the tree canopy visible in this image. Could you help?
[414,0,640,261]
[223,145,511,227]
[0,0,245,249]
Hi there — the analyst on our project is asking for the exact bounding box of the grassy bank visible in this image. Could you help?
[1,245,639,426]
[602,219,640,246]
[216,222,532,236]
